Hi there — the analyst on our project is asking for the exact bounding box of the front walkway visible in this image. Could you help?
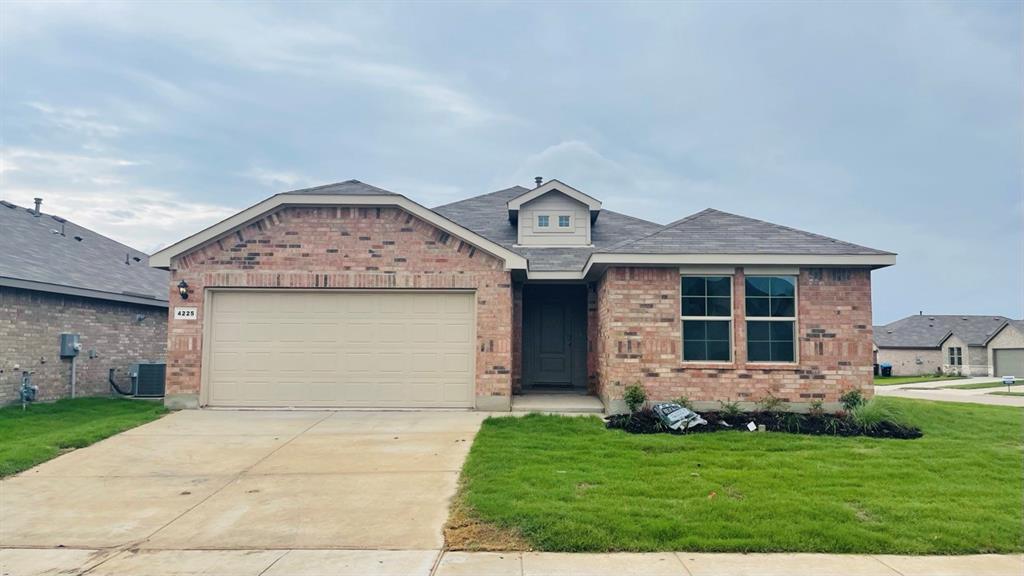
[876,376,1024,407]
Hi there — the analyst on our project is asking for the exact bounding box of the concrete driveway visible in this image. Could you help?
[1,409,486,575]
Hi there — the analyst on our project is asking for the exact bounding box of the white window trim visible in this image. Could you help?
[681,274,734,364]
[557,214,572,228]
[535,212,575,234]
[536,215,550,228]
[948,346,963,366]
[745,275,799,364]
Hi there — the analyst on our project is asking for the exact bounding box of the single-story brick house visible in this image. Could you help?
[150,179,895,412]
[0,198,168,404]
[874,314,1024,377]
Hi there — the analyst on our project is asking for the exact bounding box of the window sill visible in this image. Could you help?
[745,362,801,371]
[678,362,737,370]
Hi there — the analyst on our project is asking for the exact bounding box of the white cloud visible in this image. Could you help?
[242,167,317,190]
[1,146,234,252]
[27,102,124,139]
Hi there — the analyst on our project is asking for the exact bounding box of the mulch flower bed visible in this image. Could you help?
[605,408,922,439]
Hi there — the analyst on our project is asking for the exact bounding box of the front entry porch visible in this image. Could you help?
[513,283,603,413]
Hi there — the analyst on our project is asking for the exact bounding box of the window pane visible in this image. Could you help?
[747,321,770,341]
[771,297,795,317]
[746,298,770,317]
[707,340,730,361]
[746,277,771,297]
[683,340,707,361]
[683,320,706,341]
[706,297,730,317]
[681,297,706,316]
[770,320,794,340]
[748,341,771,361]
[537,215,549,227]
[558,215,570,227]
[706,320,730,340]
[771,341,795,362]
[681,277,705,296]
[770,276,796,297]
[706,276,731,297]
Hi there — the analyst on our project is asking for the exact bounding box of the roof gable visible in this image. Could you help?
[506,179,602,215]
[149,180,527,271]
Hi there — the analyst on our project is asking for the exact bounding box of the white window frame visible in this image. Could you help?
[745,275,799,364]
[680,274,734,364]
[537,215,549,228]
[557,214,572,228]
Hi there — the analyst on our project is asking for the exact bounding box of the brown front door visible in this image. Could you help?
[522,284,587,390]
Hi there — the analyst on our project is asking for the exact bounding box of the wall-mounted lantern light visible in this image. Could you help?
[177,280,190,300]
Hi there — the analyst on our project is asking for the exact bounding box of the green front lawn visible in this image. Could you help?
[989,392,1024,397]
[941,381,1019,390]
[454,398,1023,554]
[0,397,167,477]
[873,375,963,386]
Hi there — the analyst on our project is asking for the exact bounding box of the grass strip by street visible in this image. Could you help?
[873,375,964,386]
[939,381,1019,390]
[989,391,1024,397]
[452,397,1023,554]
[0,397,167,476]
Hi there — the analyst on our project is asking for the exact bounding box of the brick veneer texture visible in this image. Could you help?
[0,287,167,404]
[166,206,513,403]
[594,266,875,406]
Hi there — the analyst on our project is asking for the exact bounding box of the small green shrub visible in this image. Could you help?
[840,389,865,411]
[781,412,804,433]
[673,396,694,410]
[808,399,825,417]
[850,399,910,432]
[718,399,742,418]
[755,394,787,414]
[623,384,647,413]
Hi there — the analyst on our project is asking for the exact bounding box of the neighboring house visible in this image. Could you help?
[0,199,169,404]
[150,179,895,412]
[873,314,1024,377]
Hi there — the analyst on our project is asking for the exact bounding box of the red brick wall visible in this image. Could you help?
[0,287,166,404]
[166,206,512,405]
[594,266,874,408]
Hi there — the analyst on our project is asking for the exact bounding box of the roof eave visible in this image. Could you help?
[580,252,897,278]
[0,277,168,308]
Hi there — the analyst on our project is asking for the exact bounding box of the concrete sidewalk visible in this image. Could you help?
[2,548,1022,576]
[875,376,1024,407]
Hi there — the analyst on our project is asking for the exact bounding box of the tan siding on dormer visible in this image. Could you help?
[517,191,590,246]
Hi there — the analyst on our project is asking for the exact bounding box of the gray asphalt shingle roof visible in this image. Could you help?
[0,200,168,304]
[609,209,893,255]
[433,186,664,271]
[280,180,398,196]
[873,315,1012,348]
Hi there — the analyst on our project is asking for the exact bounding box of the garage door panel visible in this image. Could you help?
[994,349,1024,377]
[207,291,475,408]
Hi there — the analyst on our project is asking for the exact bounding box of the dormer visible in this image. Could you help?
[507,179,602,247]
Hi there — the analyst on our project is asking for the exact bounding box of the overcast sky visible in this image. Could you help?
[1,2,1020,323]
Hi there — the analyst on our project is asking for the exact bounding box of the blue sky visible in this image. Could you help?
[1,2,1020,323]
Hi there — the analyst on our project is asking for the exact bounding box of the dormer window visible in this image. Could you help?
[508,179,602,247]
[537,215,549,228]
[558,215,571,228]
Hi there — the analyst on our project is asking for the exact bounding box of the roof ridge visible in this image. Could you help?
[433,185,529,210]
[701,208,893,254]
[605,208,715,251]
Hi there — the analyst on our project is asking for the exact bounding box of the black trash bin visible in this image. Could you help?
[880,363,892,377]
[873,363,880,376]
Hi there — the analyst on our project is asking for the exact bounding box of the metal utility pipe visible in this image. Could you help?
[70,355,77,398]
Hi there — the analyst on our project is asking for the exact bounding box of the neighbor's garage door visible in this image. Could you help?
[994,349,1024,378]
[206,290,475,408]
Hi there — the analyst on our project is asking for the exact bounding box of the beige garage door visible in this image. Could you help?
[206,290,475,408]
[994,349,1024,378]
